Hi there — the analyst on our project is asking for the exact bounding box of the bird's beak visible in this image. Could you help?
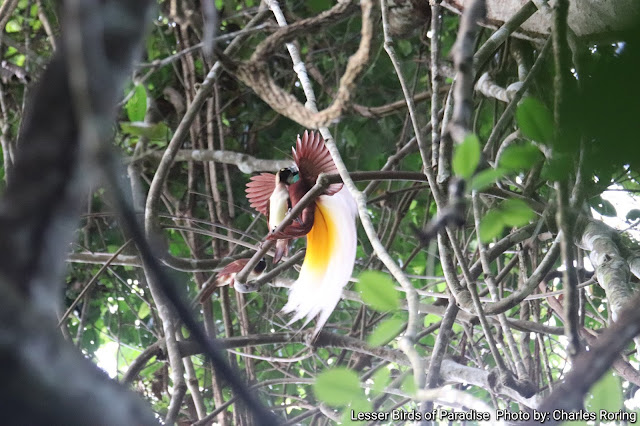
[281,188,357,335]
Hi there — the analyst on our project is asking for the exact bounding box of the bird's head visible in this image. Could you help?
[276,166,299,185]
[255,257,267,273]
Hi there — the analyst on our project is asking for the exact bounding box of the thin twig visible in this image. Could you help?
[552,0,580,357]
[483,38,551,157]
[218,0,368,128]
[144,9,269,237]
[139,26,271,70]
[381,0,430,176]
[473,1,538,72]
[472,193,528,378]
[430,0,443,167]
[58,241,132,327]
[525,292,640,425]
[448,0,486,144]
[423,297,458,414]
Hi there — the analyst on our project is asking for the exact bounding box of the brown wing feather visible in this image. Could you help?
[199,259,250,302]
[246,173,276,216]
[217,258,250,277]
[292,130,343,195]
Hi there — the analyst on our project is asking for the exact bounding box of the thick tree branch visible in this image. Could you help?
[525,291,640,425]
[218,0,372,128]
[0,1,160,424]
[142,149,293,173]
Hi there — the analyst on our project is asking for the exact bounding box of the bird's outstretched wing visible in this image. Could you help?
[292,130,343,195]
[245,173,276,216]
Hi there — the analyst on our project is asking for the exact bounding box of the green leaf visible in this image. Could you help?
[343,128,358,149]
[370,368,391,395]
[138,303,150,319]
[471,168,507,191]
[586,370,623,412]
[367,317,405,347]
[479,209,504,242]
[516,97,554,144]
[13,54,25,67]
[423,313,441,327]
[452,134,481,179]
[5,20,21,33]
[120,121,169,141]
[125,84,147,122]
[479,199,535,242]
[541,154,572,182]
[341,398,374,425]
[500,199,535,227]
[356,271,400,312]
[397,40,413,56]
[307,0,331,13]
[590,196,617,217]
[401,374,417,396]
[314,368,362,407]
[498,143,543,170]
[419,334,435,347]
[626,209,640,222]
[140,360,163,378]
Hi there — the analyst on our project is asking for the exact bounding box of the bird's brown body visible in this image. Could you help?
[266,131,343,240]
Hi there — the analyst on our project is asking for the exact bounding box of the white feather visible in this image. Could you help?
[269,184,290,231]
[282,188,357,335]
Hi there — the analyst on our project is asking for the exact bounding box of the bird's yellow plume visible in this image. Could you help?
[282,188,357,336]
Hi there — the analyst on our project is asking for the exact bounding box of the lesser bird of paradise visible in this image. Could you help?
[246,131,357,336]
